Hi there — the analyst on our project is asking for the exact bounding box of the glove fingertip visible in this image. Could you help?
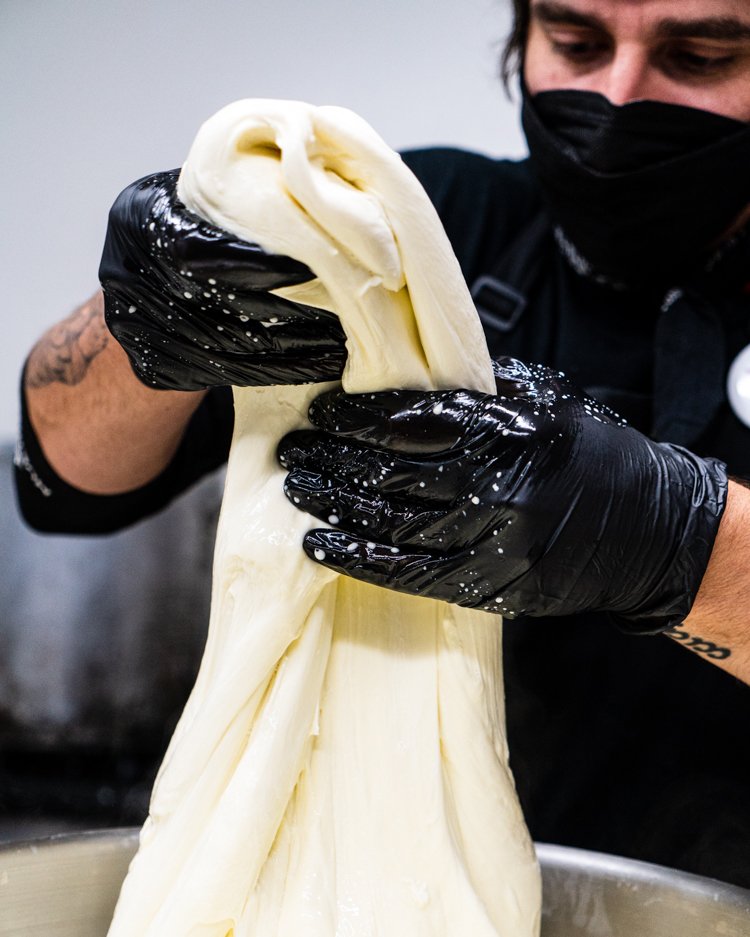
[303,528,365,566]
[307,387,347,428]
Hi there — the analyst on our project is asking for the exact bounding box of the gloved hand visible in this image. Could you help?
[277,358,728,632]
[99,170,347,390]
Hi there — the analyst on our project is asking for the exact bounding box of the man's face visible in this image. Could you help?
[525,0,750,121]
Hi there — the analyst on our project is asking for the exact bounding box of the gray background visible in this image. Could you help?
[0,0,526,440]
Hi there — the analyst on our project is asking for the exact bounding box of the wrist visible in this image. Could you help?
[686,479,750,627]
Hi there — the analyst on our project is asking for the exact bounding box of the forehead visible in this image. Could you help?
[529,0,750,31]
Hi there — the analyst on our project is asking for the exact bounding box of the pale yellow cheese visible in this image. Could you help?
[106,99,541,937]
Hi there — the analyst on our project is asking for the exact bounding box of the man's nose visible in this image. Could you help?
[600,43,656,105]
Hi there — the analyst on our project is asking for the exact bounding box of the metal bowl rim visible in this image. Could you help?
[535,841,750,910]
[1,829,749,911]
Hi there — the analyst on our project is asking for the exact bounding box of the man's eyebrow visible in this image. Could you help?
[658,17,750,43]
[531,5,750,43]
[531,2,606,32]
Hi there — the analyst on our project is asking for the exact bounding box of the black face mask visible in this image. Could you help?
[521,84,750,288]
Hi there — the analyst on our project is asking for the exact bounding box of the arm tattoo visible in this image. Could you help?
[665,626,732,661]
[26,294,109,389]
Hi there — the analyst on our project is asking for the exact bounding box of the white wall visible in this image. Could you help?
[0,0,526,440]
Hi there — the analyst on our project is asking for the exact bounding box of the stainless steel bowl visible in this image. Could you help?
[1,830,749,936]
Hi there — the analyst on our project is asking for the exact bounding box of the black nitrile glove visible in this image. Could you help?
[278,358,728,633]
[99,170,347,390]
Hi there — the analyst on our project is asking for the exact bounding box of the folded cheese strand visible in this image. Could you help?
[106,99,540,937]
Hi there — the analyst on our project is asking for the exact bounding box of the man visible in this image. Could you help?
[15,0,750,884]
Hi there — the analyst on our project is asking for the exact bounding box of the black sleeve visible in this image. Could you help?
[13,379,234,535]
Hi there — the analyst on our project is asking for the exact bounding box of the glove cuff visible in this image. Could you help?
[609,448,729,635]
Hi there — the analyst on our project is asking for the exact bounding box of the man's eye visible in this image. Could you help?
[550,38,609,63]
[665,49,737,76]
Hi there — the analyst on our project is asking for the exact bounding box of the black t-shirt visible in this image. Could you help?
[14,148,750,886]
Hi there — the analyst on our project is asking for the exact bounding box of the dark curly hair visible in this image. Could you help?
[500,0,530,89]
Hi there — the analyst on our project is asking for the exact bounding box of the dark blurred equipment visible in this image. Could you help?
[1,444,220,835]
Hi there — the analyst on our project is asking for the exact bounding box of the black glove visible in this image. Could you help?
[99,170,347,390]
[277,358,728,633]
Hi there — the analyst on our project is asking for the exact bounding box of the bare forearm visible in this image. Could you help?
[670,480,750,684]
[24,291,206,494]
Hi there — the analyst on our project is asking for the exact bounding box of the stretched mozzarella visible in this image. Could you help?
[106,100,540,937]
